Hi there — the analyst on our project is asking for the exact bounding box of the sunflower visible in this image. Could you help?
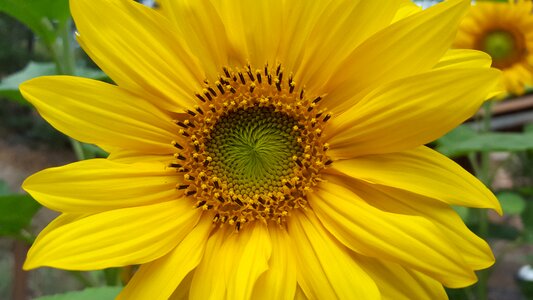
[21,0,502,299]
[455,0,533,95]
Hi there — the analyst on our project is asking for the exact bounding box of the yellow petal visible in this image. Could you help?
[23,159,179,213]
[355,254,447,300]
[20,76,177,154]
[392,0,422,23]
[287,211,380,299]
[70,0,204,111]
[117,214,213,300]
[321,0,470,113]
[24,200,201,270]
[189,227,230,299]
[252,225,297,300]
[434,49,492,69]
[326,68,500,158]
[309,181,478,288]
[169,271,194,300]
[224,223,272,300]
[295,0,402,95]
[330,146,501,214]
[327,174,495,271]
[157,0,237,79]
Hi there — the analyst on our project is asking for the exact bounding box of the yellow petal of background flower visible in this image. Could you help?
[70,0,204,111]
[23,159,179,213]
[117,215,213,300]
[224,223,272,300]
[326,68,500,158]
[288,211,380,299]
[330,146,501,214]
[326,174,495,271]
[321,0,470,113]
[309,182,477,288]
[355,254,447,300]
[20,76,177,154]
[24,200,201,270]
[251,225,297,300]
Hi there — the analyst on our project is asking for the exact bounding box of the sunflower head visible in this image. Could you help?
[19,0,503,299]
[455,0,533,95]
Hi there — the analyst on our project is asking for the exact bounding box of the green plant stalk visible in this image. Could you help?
[476,101,494,300]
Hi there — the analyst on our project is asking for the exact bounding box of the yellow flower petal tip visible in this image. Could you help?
[21,0,502,297]
[455,0,533,96]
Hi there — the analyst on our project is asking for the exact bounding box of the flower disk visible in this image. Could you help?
[172,65,330,228]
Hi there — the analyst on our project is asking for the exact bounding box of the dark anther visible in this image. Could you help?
[208,87,217,97]
[300,89,304,100]
[169,163,182,168]
[216,83,225,94]
[229,86,236,94]
[177,184,189,190]
[256,72,262,83]
[323,114,331,122]
[278,71,283,82]
[313,96,322,104]
[235,198,244,206]
[181,131,190,137]
[196,200,206,207]
[204,91,213,101]
[276,81,281,91]
[176,154,186,160]
[315,111,323,118]
[172,142,184,149]
[187,110,196,117]
[307,106,314,112]
[325,159,333,166]
[195,106,204,115]
[232,74,237,82]
[267,74,272,85]
[238,72,246,84]
[195,93,206,102]
[258,197,265,204]
[223,67,230,78]
[186,175,196,181]
[247,70,255,81]
[207,205,214,209]
[264,65,269,76]
[210,106,216,113]
[295,159,303,167]
[203,160,210,167]
[236,222,241,231]
[285,182,293,188]
[187,190,198,196]
[194,144,200,152]
[276,64,281,75]
[250,85,255,93]
[177,121,187,128]
[217,195,225,202]
[221,216,228,223]
[213,214,220,222]
[289,84,295,94]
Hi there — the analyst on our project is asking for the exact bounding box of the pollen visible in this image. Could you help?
[170,64,330,229]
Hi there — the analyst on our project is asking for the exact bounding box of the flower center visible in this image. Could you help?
[170,64,331,229]
[480,29,525,68]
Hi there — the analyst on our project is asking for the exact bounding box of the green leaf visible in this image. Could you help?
[497,191,527,215]
[0,61,107,104]
[34,287,122,300]
[0,0,69,44]
[0,194,40,237]
[436,126,533,157]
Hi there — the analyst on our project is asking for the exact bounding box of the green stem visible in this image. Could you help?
[476,101,494,300]
[69,138,86,161]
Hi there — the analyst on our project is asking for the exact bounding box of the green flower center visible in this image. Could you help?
[205,106,302,195]
[483,30,516,61]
